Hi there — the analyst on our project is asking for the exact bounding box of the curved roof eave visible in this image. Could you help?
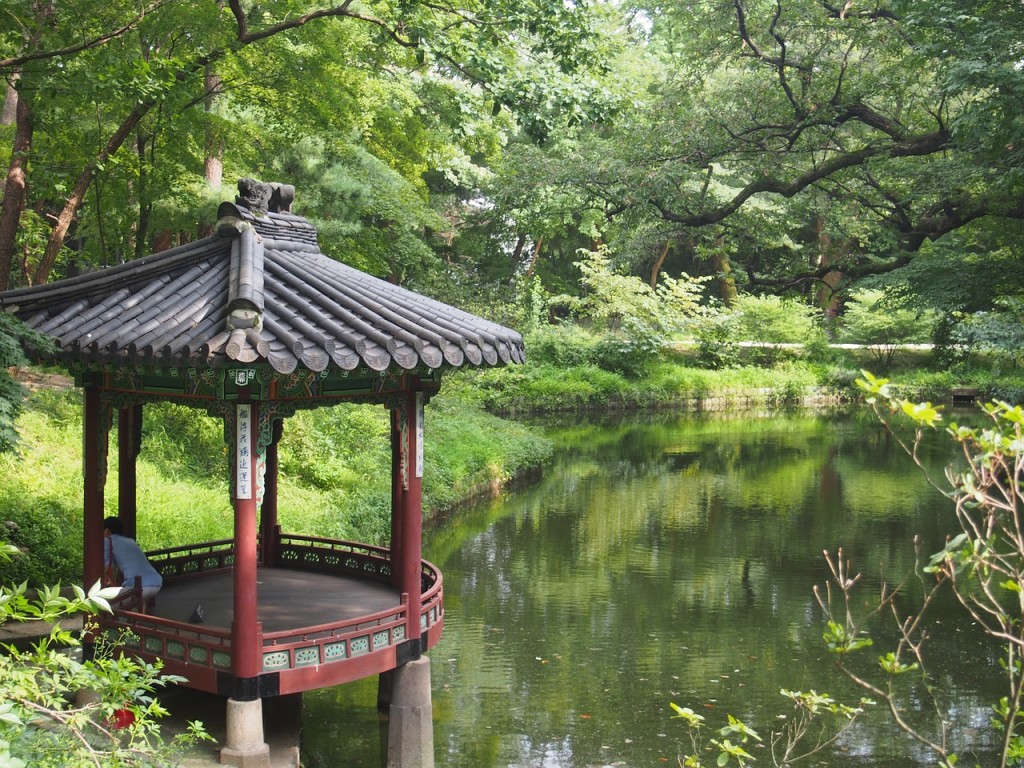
[0,192,526,377]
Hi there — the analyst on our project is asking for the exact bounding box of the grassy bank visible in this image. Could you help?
[4,344,1022,589]
[0,385,551,587]
[450,360,830,413]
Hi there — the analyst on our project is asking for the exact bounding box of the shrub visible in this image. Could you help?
[140,402,227,478]
[732,294,825,345]
[802,335,848,366]
[591,329,659,377]
[694,315,741,369]
[278,404,390,492]
[0,315,54,454]
[0,504,82,585]
[839,289,940,366]
[525,325,601,368]
[946,297,1024,373]
[0,545,211,767]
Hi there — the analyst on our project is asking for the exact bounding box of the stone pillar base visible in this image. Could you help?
[378,668,395,712]
[220,697,271,768]
[386,656,435,768]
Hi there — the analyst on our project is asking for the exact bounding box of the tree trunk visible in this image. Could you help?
[151,229,173,252]
[204,65,224,189]
[525,235,543,279]
[649,241,671,288]
[812,216,846,337]
[34,102,151,285]
[709,246,738,308]
[1,77,18,126]
[510,234,526,265]
[134,129,152,260]
[0,84,33,290]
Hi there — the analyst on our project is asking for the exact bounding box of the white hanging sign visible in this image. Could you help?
[236,404,252,500]
[416,392,424,479]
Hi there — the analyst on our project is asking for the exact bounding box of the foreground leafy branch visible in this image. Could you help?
[670,688,869,767]
[0,543,211,767]
[812,371,1024,767]
[677,372,1024,767]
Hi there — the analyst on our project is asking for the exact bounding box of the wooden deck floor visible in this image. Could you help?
[147,567,402,633]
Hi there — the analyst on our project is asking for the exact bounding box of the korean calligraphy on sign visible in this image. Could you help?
[236,404,252,500]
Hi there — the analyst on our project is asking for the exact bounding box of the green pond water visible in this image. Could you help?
[303,409,1002,767]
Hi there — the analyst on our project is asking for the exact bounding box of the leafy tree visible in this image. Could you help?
[272,138,446,283]
[0,544,211,766]
[839,289,939,366]
[545,246,711,375]
[0,0,619,289]
[0,314,51,454]
[495,0,1024,301]
[947,298,1024,373]
[867,235,1024,367]
[730,294,824,345]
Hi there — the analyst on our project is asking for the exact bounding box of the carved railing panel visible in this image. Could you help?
[100,536,443,694]
[276,535,392,582]
[148,539,237,580]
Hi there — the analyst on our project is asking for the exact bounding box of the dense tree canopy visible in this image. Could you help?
[1,0,1021,331]
[0,0,619,288]
[512,0,1023,290]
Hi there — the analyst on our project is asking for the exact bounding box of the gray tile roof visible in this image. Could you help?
[0,196,525,374]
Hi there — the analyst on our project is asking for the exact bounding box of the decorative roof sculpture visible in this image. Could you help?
[1,179,525,375]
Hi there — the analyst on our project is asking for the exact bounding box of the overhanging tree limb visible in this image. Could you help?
[33,101,151,285]
[0,0,174,71]
[746,191,1024,288]
[649,126,948,229]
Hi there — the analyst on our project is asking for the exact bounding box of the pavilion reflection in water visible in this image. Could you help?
[0,179,524,767]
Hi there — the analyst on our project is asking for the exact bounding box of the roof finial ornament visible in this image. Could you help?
[269,184,295,213]
[236,178,294,216]
[236,178,273,215]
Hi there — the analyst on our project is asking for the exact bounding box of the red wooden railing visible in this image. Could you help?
[148,538,237,580]
[97,535,443,695]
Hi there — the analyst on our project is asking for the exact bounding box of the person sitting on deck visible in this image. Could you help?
[103,517,162,604]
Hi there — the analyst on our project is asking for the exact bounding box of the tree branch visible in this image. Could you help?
[0,0,174,71]
[820,1,900,22]
[647,113,949,232]
[229,1,417,49]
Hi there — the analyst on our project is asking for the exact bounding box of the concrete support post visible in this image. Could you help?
[220,698,271,768]
[386,656,435,768]
[378,668,395,712]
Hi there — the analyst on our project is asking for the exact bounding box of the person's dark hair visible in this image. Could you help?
[103,517,124,536]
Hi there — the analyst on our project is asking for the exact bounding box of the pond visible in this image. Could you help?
[303,409,1002,767]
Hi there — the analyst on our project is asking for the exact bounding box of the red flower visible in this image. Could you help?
[111,708,135,730]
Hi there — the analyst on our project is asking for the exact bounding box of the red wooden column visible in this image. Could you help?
[82,386,109,590]
[117,404,143,538]
[222,398,270,768]
[259,419,283,567]
[231,401,262,685]
[398,388,424,645]
[389,407,404,589]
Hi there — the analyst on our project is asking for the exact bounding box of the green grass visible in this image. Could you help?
[458,359,827,413]
[0,385,553,588]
